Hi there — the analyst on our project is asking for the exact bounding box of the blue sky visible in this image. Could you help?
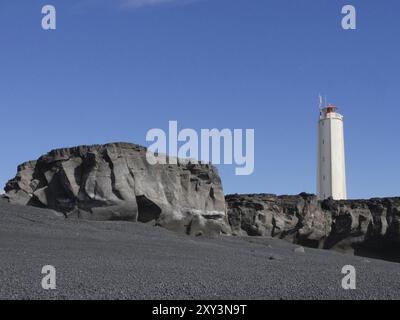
[0,0,399,198]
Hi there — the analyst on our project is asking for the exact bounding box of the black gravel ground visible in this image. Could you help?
[1,200,399,300]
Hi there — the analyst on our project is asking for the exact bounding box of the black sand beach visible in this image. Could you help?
[1,200,399,300]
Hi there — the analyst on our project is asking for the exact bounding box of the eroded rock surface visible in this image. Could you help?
[4,143,229,236]
[226,193,400,261]
[4,142,400,262]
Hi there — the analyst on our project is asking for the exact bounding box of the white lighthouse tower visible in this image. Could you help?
[317,102,347,200]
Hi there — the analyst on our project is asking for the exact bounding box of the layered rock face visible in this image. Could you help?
[226,193,400,261]
[4,143,229,236]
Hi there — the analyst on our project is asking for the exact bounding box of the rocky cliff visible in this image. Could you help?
[4,143,229,236]
[226,193,400,261]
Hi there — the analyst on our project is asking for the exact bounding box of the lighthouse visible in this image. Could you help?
[317,103,347,200]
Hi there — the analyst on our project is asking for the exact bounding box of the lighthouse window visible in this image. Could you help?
[323,176,326,181]
[322,139,325,145]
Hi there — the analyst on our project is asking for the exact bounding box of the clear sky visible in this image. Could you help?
[0,0,399,198]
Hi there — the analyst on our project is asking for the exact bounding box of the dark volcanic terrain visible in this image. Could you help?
[1,199,400,300]
[5,142,400,263]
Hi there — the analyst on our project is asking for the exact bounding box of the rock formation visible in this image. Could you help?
[226,193,400,261]
[3,142,400,262]
[4,143,230,236]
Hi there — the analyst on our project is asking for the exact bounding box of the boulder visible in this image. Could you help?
[4,142,229,236]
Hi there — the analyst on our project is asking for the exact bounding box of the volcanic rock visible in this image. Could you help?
[4,143,229,236]
[226,193,400,261]
[4,142,400,262]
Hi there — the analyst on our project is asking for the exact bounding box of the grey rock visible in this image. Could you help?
[4,142,230,236]
[226,193,400,262]
[294,246,305,253]
[5,142,400,263]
